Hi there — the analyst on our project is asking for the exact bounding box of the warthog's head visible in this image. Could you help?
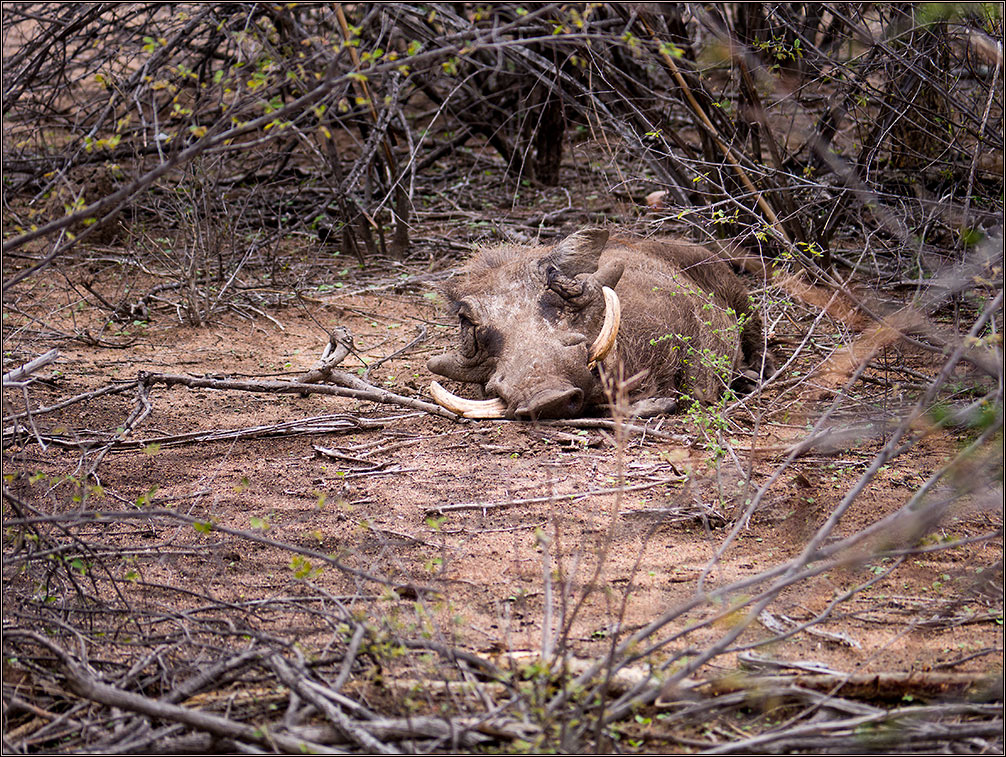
[428,229,623,419]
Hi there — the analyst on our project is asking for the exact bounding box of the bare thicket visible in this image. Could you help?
[3,3,1003,754]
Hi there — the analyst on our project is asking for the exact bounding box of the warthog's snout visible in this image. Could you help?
[515,386,584,420]
[484,335,595,419]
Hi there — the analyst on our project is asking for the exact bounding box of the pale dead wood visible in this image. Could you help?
[269,654,399,754]
[703,671,1002,701]
[301,326,357,383]
[2,348,59,386]
[7,631,335,755]
[694,703,1004,755]
[138,371,461,419]
[427,478,683,514]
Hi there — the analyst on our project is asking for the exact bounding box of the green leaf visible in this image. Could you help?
[135,485,159,508]
[290,555,313,579]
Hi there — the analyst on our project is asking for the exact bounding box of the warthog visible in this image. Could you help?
[428,228,766,419]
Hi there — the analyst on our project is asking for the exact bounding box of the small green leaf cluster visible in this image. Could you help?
[752,34,804,64]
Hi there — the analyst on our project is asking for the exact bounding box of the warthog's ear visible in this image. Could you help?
[550,228,610,275]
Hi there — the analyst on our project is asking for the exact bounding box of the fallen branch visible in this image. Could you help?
[703,671,1002,702]
[428,478,682,514]
[301,326,357,383]
[270,653,400,754]
[2,348,59,386]
[2,379,139,422]
[104,415,387,450]
[139,371,461,420]
[695,702,1003,755]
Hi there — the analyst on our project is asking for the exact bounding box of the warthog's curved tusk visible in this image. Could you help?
[587,286,620,366]
[430,381,507,418]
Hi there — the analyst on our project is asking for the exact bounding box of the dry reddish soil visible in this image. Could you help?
[6,251,1002,708]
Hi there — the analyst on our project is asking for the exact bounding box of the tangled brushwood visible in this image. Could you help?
[3,3,1003,754]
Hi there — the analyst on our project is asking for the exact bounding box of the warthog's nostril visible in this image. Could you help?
[516,387,584,420]
[563,390,584,416]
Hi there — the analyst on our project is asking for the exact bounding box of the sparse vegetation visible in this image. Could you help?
[3,3,1003,754]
